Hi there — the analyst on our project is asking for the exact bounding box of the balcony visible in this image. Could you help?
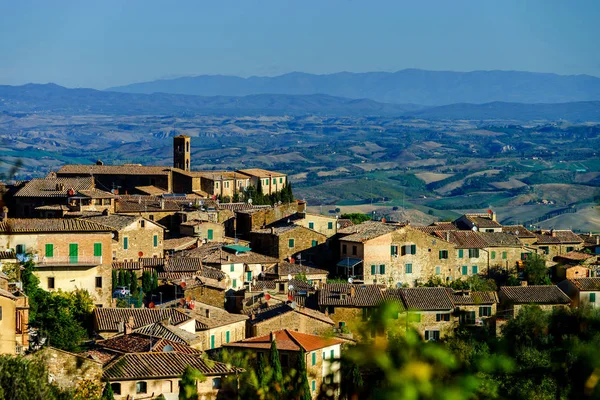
[38,256,103,267]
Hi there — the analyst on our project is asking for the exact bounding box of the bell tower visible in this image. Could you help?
[173,135,191,171]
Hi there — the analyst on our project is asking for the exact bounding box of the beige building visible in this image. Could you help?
[450,290,498,327]
[453,212,502,233]
[115,196,181,234]
[498,285,571,318]
[0,278,18,355]
[558,278,600,308]
[180,220,224,242]
[245,302,335,337]
[250,224,328,262]
[293,212,339,238]
[0,219,113,307]
[531,230,584,260]
[237,168,288,195]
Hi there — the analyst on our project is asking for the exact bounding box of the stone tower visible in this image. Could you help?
[173,135,191,171]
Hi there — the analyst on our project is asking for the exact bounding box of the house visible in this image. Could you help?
[553,251,596,280]
[450,290,498,327]
[432,230,490,280]
[498,285,571,318]
[80,214,165,261]
[180,219,224,242]
[0,272,29,354]
[263,261,329,286]
[0,218,113,306]
[250,223,328,263]
[92,307,195,339]
[579,233,600,255]
[453,212,502,233]
[531,230,584,259]
[11,176,115,218]
[114,196,181,234]
[558,278,600,308]
[103,351,239,399]
[478,231,529,270]
[244,301,335,337]
[292,212,339,238]
[397,287,456,340]
[234,200,303,240]
[502,225,538,246]
[236,168,288,195]
[318,283,385,332]
[223,329,343,399]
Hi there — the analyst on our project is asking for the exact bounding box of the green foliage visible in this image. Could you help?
[142,270,152,294]
[340,213,372,225]
[294,272,308,282]
[111,270,117,291]
[0,355,71,400]
[117,270,125,287]
[21,258,40,295]
[269,338,284,390]
[523,253,551,285]
[179,365,206,400]
[100,382,114,400]
[129,271,139,296]
[293,349,311,400]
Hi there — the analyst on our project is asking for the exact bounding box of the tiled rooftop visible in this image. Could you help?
[534,230,583,244]
[0,218,112,233]
[499,285,571,304]
[14,177,95,198]
[400,287,455,311]
[318,283,385,307]
[568,278,600,291]
[265,262,329,278]
[223,329,343,352]
[478,232,523,247]
[79,214,141,231]
[93,308,191,332]
[245,302,334,326]
[98,332,199,355]
[338,221,403,243]
[433,230,488,249]
[502,225,537,239]
[115,196,181,213]
[57,164,172,176]
[450,290,499,305]
[236,168,286,178]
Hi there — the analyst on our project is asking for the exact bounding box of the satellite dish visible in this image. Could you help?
[163,344,174,352]
[515,230,520,236]
[288,274,292,281]
[288,285,295,291]
[472,226,478,232]
[348,277,353,284]
[289,301,296,309]
[248,198,253,204]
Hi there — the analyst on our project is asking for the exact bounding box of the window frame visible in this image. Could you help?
[405,263,413,274]
[136,381,147,394]
[95,276,102,288]
[47,277,55,289]
[45,243,54,258]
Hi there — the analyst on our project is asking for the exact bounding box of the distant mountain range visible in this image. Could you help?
[1,83,599,121]
[107,69,600,105]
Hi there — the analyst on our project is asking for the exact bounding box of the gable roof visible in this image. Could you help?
[568,278,600,291]
[14,177,95,198]
[57,164,172,176]
[400,287,454,311]
[478,232,523,247]
[502,225,537,239]
[450,291,499,305]
[115,196,181,213]
[133,322,199,345]
[265,262,329,278]
[456,214,502,229]
[245,302,334,326]
[338,221,403,242]
[103,352,237,380]
[236,168,286,178]
[176,305,248,330]
[0,218,112,233]
[318,283,384,307]
[93,308,191,332]
[579,234,600,247]
[499,285,571,304]
[79,214,142,231]
[433,230,488,249]
[534,230,583,245]
[97,332,199,355]
[223,329,343,352]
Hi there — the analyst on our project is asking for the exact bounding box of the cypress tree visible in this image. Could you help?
[152,270,159,290]
[295,348,311,400]
[111,270,117,290]
[117,270,125,286]
[129,271,139,296]
[142,271,151,294]
[124,269,131,288]
[256,351,266,389]
[269,336,284,391]
[101,381,115,400]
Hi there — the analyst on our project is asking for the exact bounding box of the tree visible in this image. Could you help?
[339,360,363,400]
[294,349,311,400]
[129,271,139,296]
[269,338,284,393]
[142,271,152,294]
[340,213,371,225]
[101,382,114,400]
[117,270,125,287]
[523,253,551,285]
[111,270,118,291]
[0,355,71,400]
[152,269,159,290]
[179,366,206,400]
[21,258,40,295]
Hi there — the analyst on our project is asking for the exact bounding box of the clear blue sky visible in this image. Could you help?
[1,0,598,89]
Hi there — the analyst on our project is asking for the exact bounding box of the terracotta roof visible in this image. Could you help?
[579,234,600,246]
[197,171,251,181]
[79,214,141,231]
[251,280,276,291]
[338,221,403,242]
[14,177,95,198]
[93,308,191,332]
[139,257,165,267]
[115,196,181,213]
[236,168,286,178]
[188,245,279,265]
[265,262,329,278]
[318,283,384,307]
[0,250,16,260]
[534,230,583,244]
[176,305,248,330]
[273,278,314,292]
[157,271,195,280]
[413,225,456,234]
[502,225,537,239]
[433,230,488,249]
[336,219,354,230]
[34,204,70,211]
[133,322,199,344]
[478,232,523,247]
[112,261,142,270]
[79,349,118,365]
[400,287,454,311]
[103,352,237,380]
[0,218,112,233]
[450,291,499,305]
[554,251,594,262]
[245,302,334,326]
[568,278,600,291]
[499,285,571,304]
[533,232,561,244]
[163,237,198,251]
[252,223,316,236]
[223,329,343,352]
[163,258,203,272]
[552,230,584,244]
[457,214,502,229]
[135,185,168,196]
[219,203,271,212]
[0,288,17,301]
[57,164,172,176]
[98,332,199,355]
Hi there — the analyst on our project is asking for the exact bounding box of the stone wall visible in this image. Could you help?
[294,213,339,238]
[249,309,334,337]
[114,219,164,261]
[31,347,103,391]
[185,285,226,309]
[236,201,301,239]
[0,295,16,354]
[250,226,327,261]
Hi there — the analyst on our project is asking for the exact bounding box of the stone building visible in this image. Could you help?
[498,285,571,318]
[579,233,600,255]
[530,230,584,260]
[223,329,344,399]
[180,219,224,242]
[453,212,502,232]
[263,261,329,286]
[250,224,328,262]
[245,301,335,337]
[80,214,165,261]
[235,201,303,240]
[292,212,339,238]
[0,218,113,306]
[236,168,288,195]
[449,290,498,328]
[115,195,181,234]
[558,278,600,308]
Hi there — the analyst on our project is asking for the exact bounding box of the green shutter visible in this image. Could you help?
[289,238,295,248]
[247,271,252,281]
[435,266,441,275]
[458,249,464,258]
[230,264,235,272]
[153,235,158,247]
[591,293,596,303]
[312,352,316,366]
[208,229,213,240]
[491,251,496,260]
[328,222,333,229]
[411,244,416,254]
[312,380,316,391]
[502,251,507,259]
[472,265,478,274]
[210,335,215,349]
[124,237,128,250]
[312,240,318,247]
[94,243,102,257]
[309,222,314,229]
[226,331,230,343]
[45,244,54,258]
[406,264,412,273]
[232,279,237,288]
[69,243,78,264]
[462,266,468,275]
[371,265,376,275]
[380,264,385,274]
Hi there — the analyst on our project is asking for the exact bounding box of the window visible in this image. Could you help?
[289,238,295,248]
[210,334,215,349]
[136,381,147,394]
[272,178,276,185]
[379,264,386,274]
[435,266,441,275]
[69,243,78,263]
[330,349,334,360]
[521,253,529,261]
[371,265,376,275]
[352,245,357,255]
[149,215,154,221]
[123,237,129,250]
[405,264,413,274]
[232,279,237,288]
[391,245,399,256]
[402,244,417,255]
[230,264,235,272]
[502,251,507,260]
[328,222,333,230]
[94,243,102,257]
[226,331,230,343]
[247,271,252,281]
[312,380,316,392]
[461,311,476,325]
[591,293,597,303]
[566,246,575,253]
[424,330,440,341]
[472,265,478,274]
[140,220,145,228]
[308,222,314,229]
[312,352,316,366]
[491,251,496,260]
[342,244,347,254]
[461,266,468,275]
[212,378,222,389]
[15,244,26,254]
[436,313,450,322]
[280,178,283,184]
[540,246,549,255]
[439,250,448,259]
[312,240,318,247]
[153,235,158,247]
[215,182,219,189]
[45,244,54,258]
[0,306,2,321]
[458,249,464,258]
[110,383,121,395]
[468,248,479,258]
[95,277,102,288]
[225,181,230,188]
[479,306,492,317]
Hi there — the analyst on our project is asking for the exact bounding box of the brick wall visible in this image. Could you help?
[185,285,226,309]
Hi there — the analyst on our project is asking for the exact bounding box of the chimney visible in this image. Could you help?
[520,281,528,287]
[551,229,556,238]
[270,331,275,342]
[125,316,134,335]
[446,231,450,242]
[350,286,356,297]
[491,211,497,222]
[205,309,210,318]
[381,217,386,223]
[324,308,329,316]
[160,198,165,210]
[271,227,275,235]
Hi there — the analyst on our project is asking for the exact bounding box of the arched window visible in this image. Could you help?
[110,383,121,395]
[136,381,147,394]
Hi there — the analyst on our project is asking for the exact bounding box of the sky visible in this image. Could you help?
[0,0,598,89]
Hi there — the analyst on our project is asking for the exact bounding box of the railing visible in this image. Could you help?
[38,256,103,266]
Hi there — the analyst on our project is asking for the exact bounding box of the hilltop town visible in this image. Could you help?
[1,135,599,399]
